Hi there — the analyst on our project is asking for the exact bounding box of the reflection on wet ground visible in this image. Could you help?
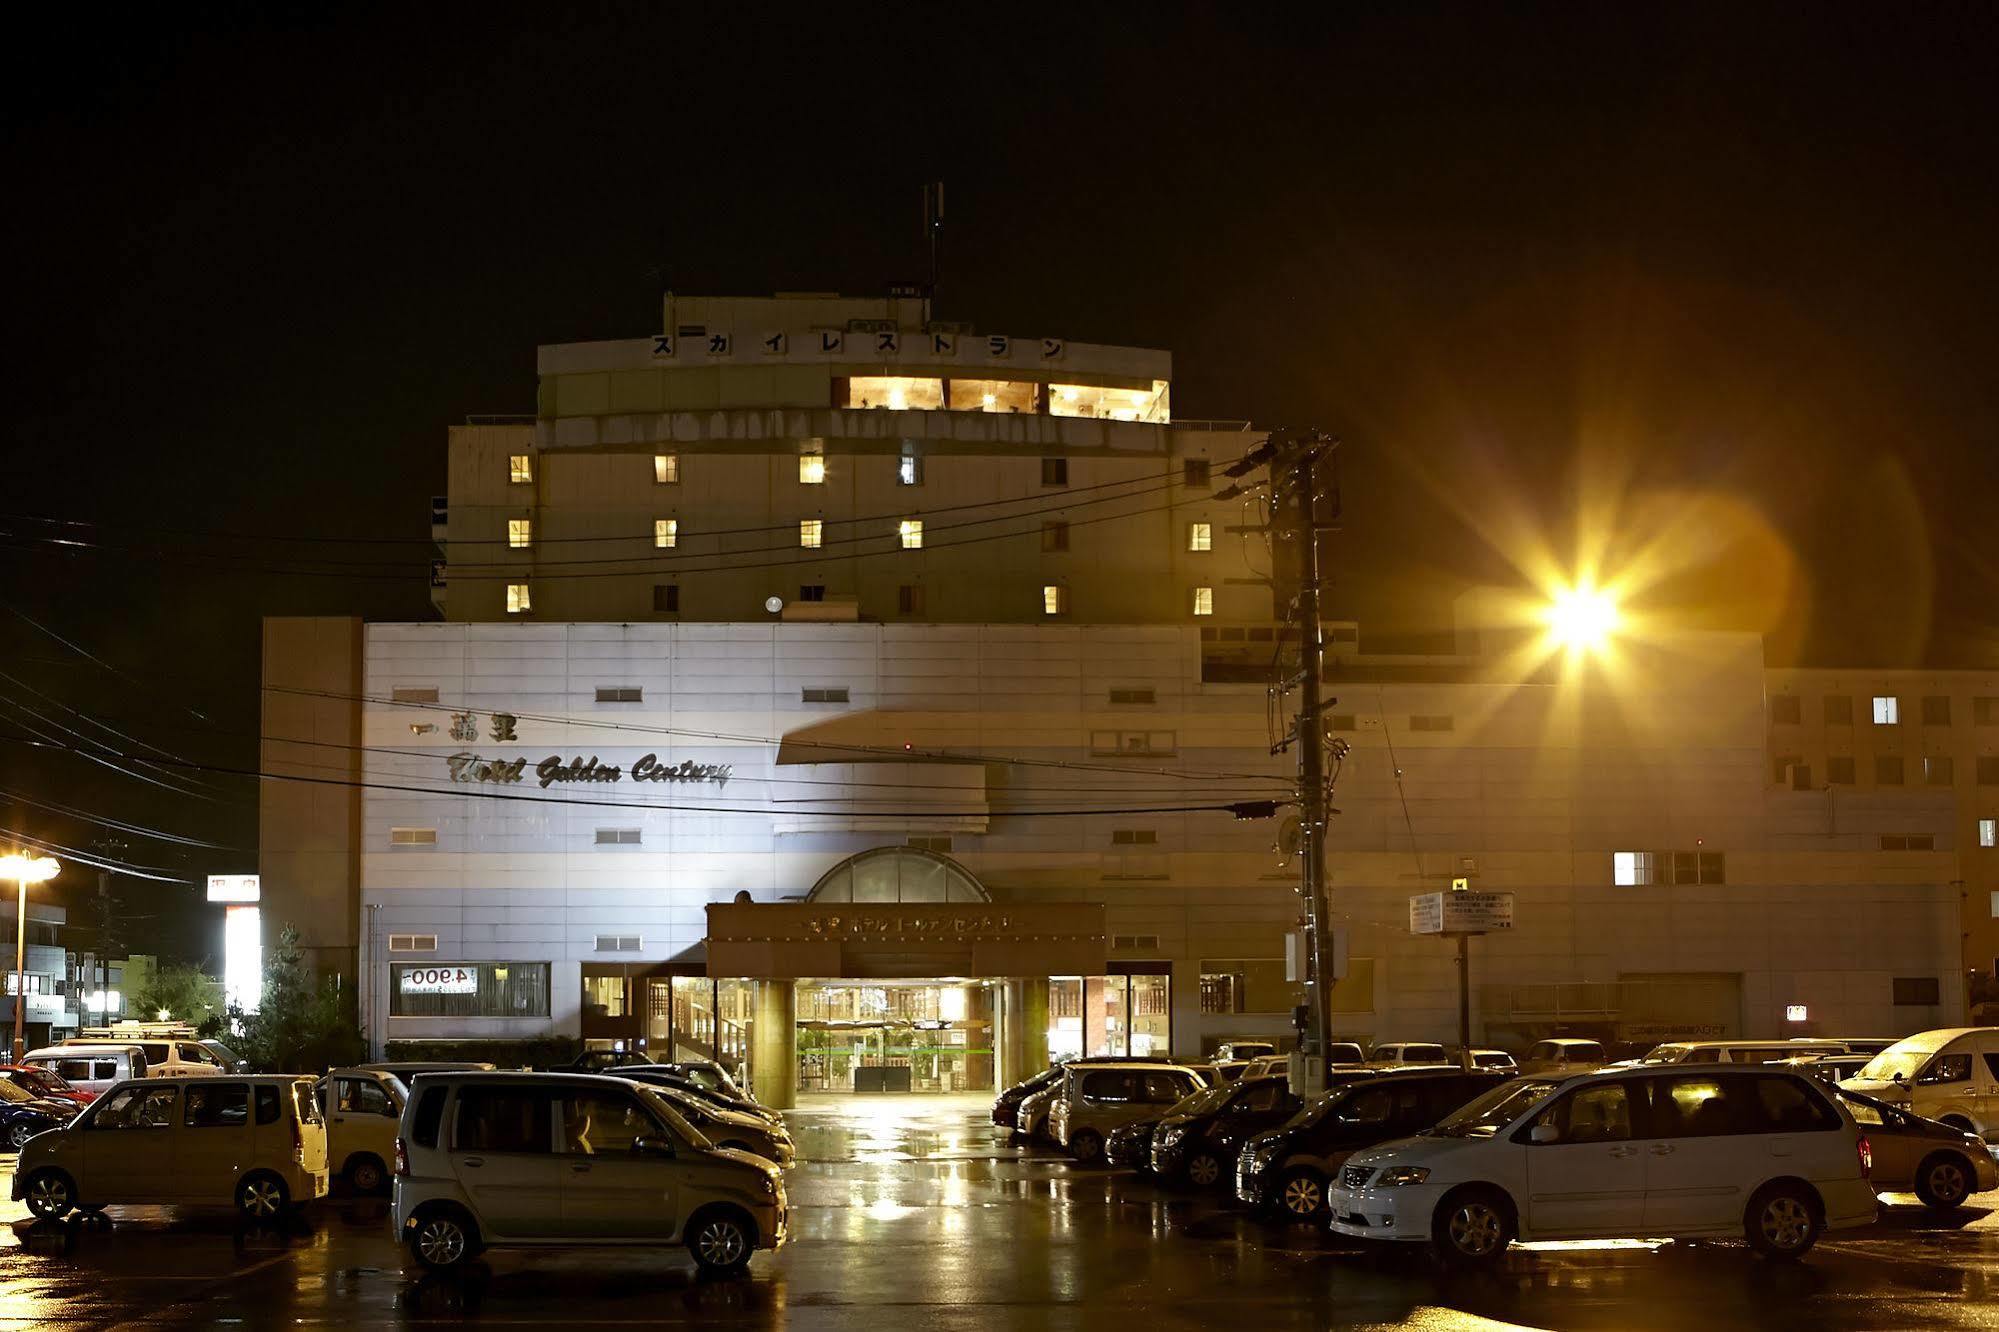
[3,1098,1999,1328]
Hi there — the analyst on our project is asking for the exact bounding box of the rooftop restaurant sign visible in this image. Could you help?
[446,752,733,790]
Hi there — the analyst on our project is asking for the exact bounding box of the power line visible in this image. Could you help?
[0,787,247,851]
[0,732,1289,821]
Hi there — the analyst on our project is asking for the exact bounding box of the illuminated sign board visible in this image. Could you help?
[445,753,732,790]
[399,966,478,996]
[206,875,261,903]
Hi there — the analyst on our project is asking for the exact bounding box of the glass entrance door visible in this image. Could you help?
[796,980,998,1093]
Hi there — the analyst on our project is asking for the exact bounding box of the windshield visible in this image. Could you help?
[0,1079,35,1104]
[1856,1046,1939,1082]
[1638,1044,1693,1064]
[1425,1078,1563,1138]
[1171,1086,1233,1117]
[636,1086,714,1152]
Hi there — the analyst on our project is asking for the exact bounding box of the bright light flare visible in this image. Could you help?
[1543,582,1621,652]
[0,853,59,884]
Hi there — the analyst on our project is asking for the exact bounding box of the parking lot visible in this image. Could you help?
[2,1094,1998,1329]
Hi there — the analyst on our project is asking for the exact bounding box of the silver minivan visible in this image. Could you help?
[391,1072,787,1275]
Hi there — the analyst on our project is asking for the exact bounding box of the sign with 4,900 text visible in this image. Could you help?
[399,966,477,996]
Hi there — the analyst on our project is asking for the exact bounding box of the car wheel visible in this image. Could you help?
[1069,1131,1104,1166]
[347,1155,387,1195]
[1915,1152,1974,1211]
[235,1173,290,1221]
[1184,1151,1223,1189]
[1433,1187,1514,1266]
[1745,1183,1822,1260]
[1277,1168,1328,1222]
[8,1121,37,1150]
[688,1208,753,1275]
[24,1169,75,1220]
[408,1208,477,1270]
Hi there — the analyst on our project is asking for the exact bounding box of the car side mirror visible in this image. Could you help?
[633,1134,675,1158]
[1529,1124,1561,1145]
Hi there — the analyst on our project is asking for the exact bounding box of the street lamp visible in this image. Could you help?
[0,852,60,1062]
[1543,579,1621,654]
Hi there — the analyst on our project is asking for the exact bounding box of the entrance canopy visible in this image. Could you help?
[705,900,1106,979]
[808,847,988,904]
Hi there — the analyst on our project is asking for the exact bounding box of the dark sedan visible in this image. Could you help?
[1150,1075,1304,1188]
[0,1077,76,1151]
[993,1066,1065,1132]
[618,1066,783,1127]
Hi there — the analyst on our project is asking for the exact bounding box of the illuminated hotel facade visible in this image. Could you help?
[260,294,1965,1105]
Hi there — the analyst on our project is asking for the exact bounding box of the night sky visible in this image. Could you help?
[4,5,1996,961]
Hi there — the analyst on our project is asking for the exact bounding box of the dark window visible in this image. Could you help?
[1824,695,1854,725]
[653,584,679,614]
[1338,1087,1394,1125]
[1745,1076,1840,1132]
[1981,1054,1999,1081]
[1827,756,1856,784]
[1923,696,1952,726]
[90,1084,177,1130]
[1876,755,1905,785]
[1531,1081,1633,1144]
[184,1082,250,1128]
[1770,695,1802,725]
[1079,1070,1133,1103]
[1772,753,1802,784]
[1981,757,1999,785]
[1183,458,1211,488]
[897,584,924,615]
[454,1088,553,1154]
[412,1087,448,1148]
[1976,697,1999,726]
[1893,976,1942,1006]
[799,585,826,602]
[391,963,552,1018]
[1926,756,1955,786]
[1698,852,1726,884]
[1142,1072,1192,1104]
[1041,521,1070,551]
[1233,1080,1285,1112]
[559,1090,659,1155]
[1041,457,1068,486]
[1790,764,1812,791]
[337,1078,394,1116]
[1919,1054,1972,1084]
[255,1086,281,1125]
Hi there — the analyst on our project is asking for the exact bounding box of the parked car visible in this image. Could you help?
[1050,1062,1208,1164]
[1837,1088,1998,1211]
[1778,1053,1872,1086]
[1240,1056,1290,1080]
[556,1049,650,1075]
[1623,1039,1851,1067]
[993,1066,1065,1131]
[1237,1068,1507,1221]
[1330,1065,1876,1264]
[638,1080,795,1168]
[201,1040,251,1073]
[1468,1050,1518,1071]
[1518,1038,1605,1074]
[1369,1042,1450,1067]
[0,1063,94,1107]
[22,1044,148,1096]
[1152,1075,1304,1189]
[1828,1038,1900,1056]
[1215,1040,1278,1062]
[1015,1082,1063,1142]
[620,1067,783,1127]
[0,1077,78,1150]
[62,1035,226,1079]
[15,1076,330,1221]
[1208,1059,1256,1085]
[391,1071,786,1275]
[317,1067,409,1194]
[356,1061,498,1083]
[646,1060,758,1104]
[1107,1116,1166,1169]
[1839,1029,1999,1138]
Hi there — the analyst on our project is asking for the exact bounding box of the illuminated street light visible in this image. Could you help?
[0,851,60,1062]
[1544,581,1621,653]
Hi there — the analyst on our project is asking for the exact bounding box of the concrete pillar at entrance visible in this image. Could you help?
[1000,980,1028,1087]
[1014,978,1050,1082]
[751,980,797,1110]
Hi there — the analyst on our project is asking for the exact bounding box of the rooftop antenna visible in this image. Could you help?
[923,181,944,322]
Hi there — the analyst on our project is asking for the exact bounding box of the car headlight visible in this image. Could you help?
[1159,1125,1188,1146]
[1251,1141,1281,1165]
[1375,1166,1431,1187]
[756,1173,777,1195]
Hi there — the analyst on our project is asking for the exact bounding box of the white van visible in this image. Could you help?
[23,1045,148,1096]
[13,1076,330,1220]
[1839,1028,1999,1137]
[64,1036,225,1079]
[317,1068,408,1194]
[1633,1039,1850,1067]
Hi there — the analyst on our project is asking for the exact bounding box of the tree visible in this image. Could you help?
[228,924,367,1073]
[133,960,225,1035]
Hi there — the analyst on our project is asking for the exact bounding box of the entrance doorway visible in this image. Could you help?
[795,979,999,1094]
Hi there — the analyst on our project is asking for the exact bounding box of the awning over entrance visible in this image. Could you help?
[704,901,1107,979]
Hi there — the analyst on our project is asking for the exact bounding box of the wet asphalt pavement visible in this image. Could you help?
[4,1095,1999,1330]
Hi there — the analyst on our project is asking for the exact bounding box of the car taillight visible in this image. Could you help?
[1857,1134,1872,1178]
[394,1136,409,1177]
[291,1114,304,1164]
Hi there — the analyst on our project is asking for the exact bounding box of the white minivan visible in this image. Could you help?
[1330,1065,1876,1263]
[391,1072,787,1275]
[1839,1028,1999,1137]
[23,1045,148,1097]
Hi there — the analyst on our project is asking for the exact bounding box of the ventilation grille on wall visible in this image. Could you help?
[387,934,438,952]
[389,828,437,847]
[391,687,440,703]
[802,687,851,704]
[595,686,643,703]
[594,935,642,952]
[595,828,642,845]
[1108,688,1156,705]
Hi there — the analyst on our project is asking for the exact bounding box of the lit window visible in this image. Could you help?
[654,454,679,484]
[1982,818,1997,848]
[1043,585,1067,616]
[1613,851,1657,886]
[509,454,533,484]
[947,379,1038,413]
[799,455,826,485]
[1188,522,1212,552]
[898,454,923,486]
[1872,696,1900,725]
[800,519,823,548]
[506,583,531,614]
[654,519,677,549]
[899,519,924,550]
[844,376,944,411]
[508,518,532,549]
[1192,587,1214,616]
[1048,379,1170,423]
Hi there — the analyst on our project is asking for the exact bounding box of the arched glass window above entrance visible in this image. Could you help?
[806,847,990,904]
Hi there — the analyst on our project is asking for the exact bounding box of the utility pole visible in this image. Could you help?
[1223,428,1341,1080]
